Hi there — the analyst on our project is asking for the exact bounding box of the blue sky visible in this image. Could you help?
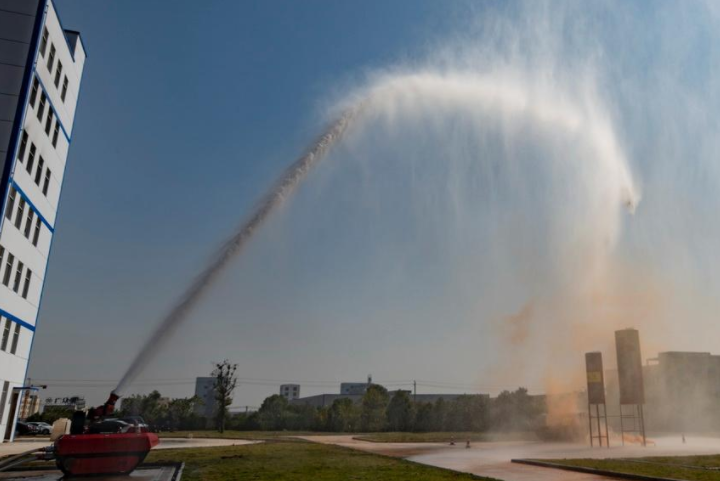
[29,1,720,408]
[33,0,471,405]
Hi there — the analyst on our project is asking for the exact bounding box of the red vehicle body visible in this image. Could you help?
[52,392,159,477]
[54,432,159,476]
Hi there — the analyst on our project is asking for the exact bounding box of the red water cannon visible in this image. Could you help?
[87,391,119,422]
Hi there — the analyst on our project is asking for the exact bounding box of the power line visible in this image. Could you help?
[31,377,543,392]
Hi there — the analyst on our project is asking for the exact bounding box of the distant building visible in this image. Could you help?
[18,392,39,419]
[340,383,370,395]
[603,350,720,432]
[341,375,373,395]
[292,390,487,408]
[43,395,85,411]
[280,384,300,401]
[194,377,217,419]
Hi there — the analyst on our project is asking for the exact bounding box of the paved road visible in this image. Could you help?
[300,434,720,481]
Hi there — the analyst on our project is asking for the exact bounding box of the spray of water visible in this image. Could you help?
[115,106,361,394]
[116,65,638,396]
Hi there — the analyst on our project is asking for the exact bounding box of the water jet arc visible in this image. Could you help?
[115,106,360,394]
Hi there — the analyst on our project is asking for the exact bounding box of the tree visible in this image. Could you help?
[386,391,414,431]
[212,360,238,433]
[166,396,202,431]
[327,398,360,432]
[360,385,389,432]
[118,390,167,425]
[257,394,289,430]
[490,387,543,431]
[431,398,448,431]
[26,406,74,424]
[413,402,434,432]
[446,395,489,432]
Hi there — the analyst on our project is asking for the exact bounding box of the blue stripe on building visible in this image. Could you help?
[11,179,55,232]
[0,306,36,332]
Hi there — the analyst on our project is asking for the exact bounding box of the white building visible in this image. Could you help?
[279,384,300,401]
[194,377,217,419]
[0,0,85,442]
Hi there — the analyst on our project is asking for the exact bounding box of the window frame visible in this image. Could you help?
[18,131,28,162]
[30,77,39,107]
[24,208,34,239]
[32,217,41,247]
[52,123,59,148]
[55,61,63,88]
[0,318,8,351]
[2,253,14,287]
[37,92,46,121]
[40,28,49,57]
[5,188,16,221]
[27,143,36,174]
[45,110,53,135]
[10,323,20,354]
[61,76,68,102]
[13,260,23,293]
[47,43,56,73]
[14,198,25,229]
[35,157,44,186]
[43,169,51,196]
[22,269,31,299]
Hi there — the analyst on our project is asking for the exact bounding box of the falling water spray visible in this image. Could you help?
[114,106,361,395]
[114,60,641,397]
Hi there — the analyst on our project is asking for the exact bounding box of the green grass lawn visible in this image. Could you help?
[545,455,720,481]
[147,440,498,481]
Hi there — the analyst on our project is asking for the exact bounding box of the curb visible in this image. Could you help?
[511,459,687,481]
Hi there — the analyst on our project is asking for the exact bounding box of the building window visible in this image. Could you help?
[0,247,5,270]
[5,188,16,221]
[40,28,49,57]
[13,261,23,293]
[2,253,13,287]
[45,110,53,135]
[27,144,36,174]
[52,123,59,148]
[22,270,31,299]
[0,319,9,351]
[32,218,41,247]
[10,323,20,354]
[15,198,25,229]
[24,209,34,239]
[37,92,46,121]
[0,381,8,424]
[18,131,28,162]
[35,157,44,186]
[47,44,56,73]
[61,76,68,102]
[55,62,63,88]
[43,170,51,196]
[30,78,39,108]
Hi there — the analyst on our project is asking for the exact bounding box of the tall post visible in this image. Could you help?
[588,401,594,447]
[603,403,611,448]
[413,381,417,402]
[639,404,646,447]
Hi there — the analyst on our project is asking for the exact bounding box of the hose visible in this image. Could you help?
[0,445,53,472]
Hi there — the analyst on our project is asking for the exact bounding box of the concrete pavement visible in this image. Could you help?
[299,434,720,481]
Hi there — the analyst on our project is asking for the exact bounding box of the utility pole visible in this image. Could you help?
[413,380,417,402]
